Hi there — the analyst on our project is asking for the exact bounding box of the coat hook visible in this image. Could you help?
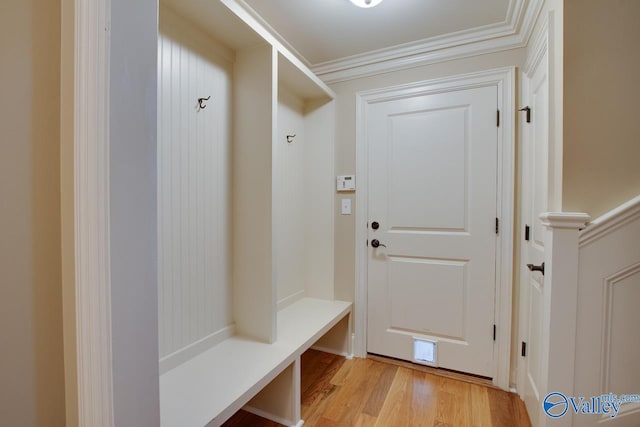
[198,96,211,110]
[286,134,296,143]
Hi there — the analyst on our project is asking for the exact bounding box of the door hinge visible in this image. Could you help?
[495,218,500,235]
[521,341,527,357]
[525,224,530,241]
[493,324,496,341]
[497,110,500,127]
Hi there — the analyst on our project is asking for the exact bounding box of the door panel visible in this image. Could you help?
[367,85,498,378]
[388,108,467,231]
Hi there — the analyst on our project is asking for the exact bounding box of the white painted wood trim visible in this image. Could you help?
[540,212,591,229]
[218,0,335,99]
[74,0,114,424]
[243,405,295,427]
[354,68,516,390]
[314,0,543,84]
[159,325,236,375]
[277,290,306,311]
[538,212,590,427]
[579,194,640,247]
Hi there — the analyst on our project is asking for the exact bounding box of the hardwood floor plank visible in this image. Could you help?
[362,362,398,417]
[434,375,472,427]
[354,413,378,427]
[510,392,532,427]
[302,353,345,406]
[374,367,412,426]
[408,370,436,426]
[487,386,516,427]
[469,384,492,427]
[302,350,334,395]
[330,357,355,387]
[323,359,385,424]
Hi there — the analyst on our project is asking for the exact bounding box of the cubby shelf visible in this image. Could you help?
[157,0,346,426]
[160,298,351,427]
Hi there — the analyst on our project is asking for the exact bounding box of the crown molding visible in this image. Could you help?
[224,1,544,85]
[315,0,543,84]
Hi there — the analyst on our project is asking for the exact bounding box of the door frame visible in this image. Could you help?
[354,67,516,390]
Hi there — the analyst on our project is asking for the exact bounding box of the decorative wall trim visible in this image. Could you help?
[277,290,306,312]
[242,405,294,427]
[314,0,543,84]
[230,0,543,85]
[540,212,591,229]
[159,325,236,375]
[580,194,640,247]
[523,11,548,75]
[74,0,114,424]
[354,67,516,390]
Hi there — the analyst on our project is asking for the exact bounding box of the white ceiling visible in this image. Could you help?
[244,0,514,66]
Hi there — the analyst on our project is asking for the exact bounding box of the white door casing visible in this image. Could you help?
[518,18,549,426]
[355,68,515,389]
[366,85,498,377]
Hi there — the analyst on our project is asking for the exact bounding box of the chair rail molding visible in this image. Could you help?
[74,0,114,425]
[580,194,640,247]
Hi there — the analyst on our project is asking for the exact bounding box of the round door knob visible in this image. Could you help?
[371,221,380,230]
[371,239,386,248]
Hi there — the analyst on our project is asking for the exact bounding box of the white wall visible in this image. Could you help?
[157,6,234,366]
[0,1,66,426]
[109,0,160,424]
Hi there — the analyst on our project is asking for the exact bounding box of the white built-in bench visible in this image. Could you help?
[160,298,352,427]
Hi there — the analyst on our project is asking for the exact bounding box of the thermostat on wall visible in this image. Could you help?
[336,175,356,192]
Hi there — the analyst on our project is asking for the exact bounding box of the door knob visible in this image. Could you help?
[371,221,380,230]
[527,262,545,275]
[371,239,386,248]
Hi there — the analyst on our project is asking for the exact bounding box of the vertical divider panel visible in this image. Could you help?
[233,44,277,343]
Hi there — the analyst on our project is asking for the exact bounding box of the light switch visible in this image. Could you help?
[341,199,352,215]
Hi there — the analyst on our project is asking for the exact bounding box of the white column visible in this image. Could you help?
[538,212,590,427]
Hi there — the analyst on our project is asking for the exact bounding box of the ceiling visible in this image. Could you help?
[245,0,513,67]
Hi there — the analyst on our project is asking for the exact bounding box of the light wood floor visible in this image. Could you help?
[223,349,531,427]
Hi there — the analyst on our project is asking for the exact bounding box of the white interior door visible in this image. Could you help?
[518,45,549,427]
[366,85,499,378]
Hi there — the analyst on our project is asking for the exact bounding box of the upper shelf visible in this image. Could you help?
[161,0,266,51]
[160,0,335,102]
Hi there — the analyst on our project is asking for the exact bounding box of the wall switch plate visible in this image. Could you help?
[337,175,356,192]
[341,199,352,215]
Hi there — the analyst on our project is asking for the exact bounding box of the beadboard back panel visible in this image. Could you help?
[158,6,234,367]
[275,87,307,309]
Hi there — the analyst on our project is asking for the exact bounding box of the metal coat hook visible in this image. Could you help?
[286,134,296,143]
[198,96,211,110]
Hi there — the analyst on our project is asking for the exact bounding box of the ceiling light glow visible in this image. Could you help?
[349,0,384,8]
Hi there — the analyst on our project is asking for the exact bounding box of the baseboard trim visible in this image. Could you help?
[277,290,306,311]
[159,324,236,374]
[242,405,302,427]
[310,345,353,360]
